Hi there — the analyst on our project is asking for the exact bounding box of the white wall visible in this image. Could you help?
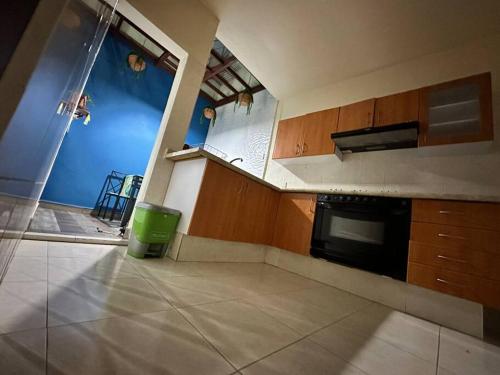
[205,90,277,178]
[264,33,500,201]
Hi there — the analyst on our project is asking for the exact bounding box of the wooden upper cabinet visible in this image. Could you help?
[374,90,419,127]
[301,108,339,156]
[418,72,493,147]
[272,117,304,159]
[337,98,375,132]
[272,193,316,255]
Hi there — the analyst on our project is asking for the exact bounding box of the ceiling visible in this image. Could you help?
[201,0,500,99]
[104,8,264,107]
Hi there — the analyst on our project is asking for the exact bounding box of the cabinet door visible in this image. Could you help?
[301,108,339,156]
[337,99,375,132]
[419,72,493,146]
[272,116,304,159]
[234,180,279,244]
[188,160,244,241]
[374,90,419,127]
[272,193,316,255]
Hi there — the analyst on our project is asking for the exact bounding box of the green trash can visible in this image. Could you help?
[127,202,181,258]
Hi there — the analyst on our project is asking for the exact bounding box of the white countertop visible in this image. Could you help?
[165,148,500,203]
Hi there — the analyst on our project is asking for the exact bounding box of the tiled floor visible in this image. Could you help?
[1,240,499,374]
[29,207,121,238]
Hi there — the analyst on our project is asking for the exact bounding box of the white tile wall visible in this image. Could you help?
[205,90,278,178]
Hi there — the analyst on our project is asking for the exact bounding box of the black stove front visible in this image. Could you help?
[310,194,411,281]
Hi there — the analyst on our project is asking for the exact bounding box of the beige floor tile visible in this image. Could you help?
[242,338,366,375]
[48,277,171,326]
[0,281,47,334]
[336,303,439,363]
[15,240,48,257]
[438,327,500,375]
[309,324,436,375]
[4,257,47,282]
[283,285,372,317]
[126,256,202,279]
[191,262,278,278]
[179,300,301,369]
[49,256,139,282]
[148,275,242,308]
[47,310,234,375]
[224,270,323,297]
[0,328,46,375]
[244,292,339,335]
[48,242,123,259]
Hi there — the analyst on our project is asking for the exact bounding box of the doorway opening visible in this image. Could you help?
[27,4,211,240]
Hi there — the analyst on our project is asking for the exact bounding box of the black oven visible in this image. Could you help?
[311,194,411,281]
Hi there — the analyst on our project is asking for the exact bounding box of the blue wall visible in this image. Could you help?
[41,33,212,208]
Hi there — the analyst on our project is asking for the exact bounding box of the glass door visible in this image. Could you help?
[0,0,116,281]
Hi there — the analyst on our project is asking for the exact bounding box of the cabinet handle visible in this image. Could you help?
[436,278,466,288]
[439,210,464,215]
[438,233,466,240]
[296,144,301,156]
[303,143,308,153]
[437,255,467,264]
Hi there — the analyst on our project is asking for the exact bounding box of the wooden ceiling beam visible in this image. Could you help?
[203,56,236,81]
[205,80,227,99]
[210,49,251,90]
[198,89,216,105]
[215,84,265,108]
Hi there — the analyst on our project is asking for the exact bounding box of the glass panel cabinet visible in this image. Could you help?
[418,73,493,146]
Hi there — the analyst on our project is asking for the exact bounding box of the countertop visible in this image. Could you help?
[164,148,500,203]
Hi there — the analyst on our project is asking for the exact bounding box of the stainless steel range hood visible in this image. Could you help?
[331,122,419,160]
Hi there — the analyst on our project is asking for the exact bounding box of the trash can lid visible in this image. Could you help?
[136,202,181,216]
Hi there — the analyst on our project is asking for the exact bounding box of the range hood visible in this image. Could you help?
[331,122,419,160]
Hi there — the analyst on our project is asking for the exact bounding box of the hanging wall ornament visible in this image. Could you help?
[234,89,254,115]
[200,106,217,126]
[127,51,146,76]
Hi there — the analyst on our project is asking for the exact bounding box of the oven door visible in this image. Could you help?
[311,201,389,275]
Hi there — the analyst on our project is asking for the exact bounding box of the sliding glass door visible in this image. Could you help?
[0,0,116,281]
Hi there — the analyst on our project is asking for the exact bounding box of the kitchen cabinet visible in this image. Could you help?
[337,98,375,132]
[233,178,280,244]
[272,108,339,159]
[301,108,339,156]
[273,116,304,159]
[408,198,500,309]
[188,160,242,241]
[418,72,493,146]
[374,90,419,127]
[188,160,279,245]
[272,193,316,255]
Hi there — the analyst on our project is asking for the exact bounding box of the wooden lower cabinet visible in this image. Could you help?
[233,179,280,244]
[272,193,316,255]
[408,262,500,309]
[189,160,280,245]
[188,160,242,241]
[408,198,500,309]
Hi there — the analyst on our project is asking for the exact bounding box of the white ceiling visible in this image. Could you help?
[201,0,500,99]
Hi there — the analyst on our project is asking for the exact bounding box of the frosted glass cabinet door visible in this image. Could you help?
[418,72,493,147]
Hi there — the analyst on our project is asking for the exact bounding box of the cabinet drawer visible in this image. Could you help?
[409,241,500,281]
[408,262,500,309]
[410,222,500,254]
[407,262,481,303]
[412,199,500,231]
